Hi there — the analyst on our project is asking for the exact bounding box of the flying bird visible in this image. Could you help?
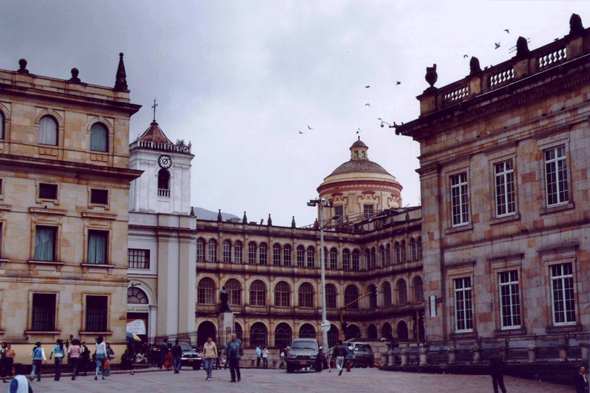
[298,131,303,134]
[463,55,468,59]
[365,86,370,88]
[495,42,501,49]
[396,81,401,85]
[504,29,510,34]
[356,128,361,134]
[307,125,314,130]
[365,103,370,107]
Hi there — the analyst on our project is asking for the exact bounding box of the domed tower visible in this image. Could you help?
[317,137,402,225]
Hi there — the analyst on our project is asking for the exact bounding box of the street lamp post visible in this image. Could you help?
[308,197,333,351]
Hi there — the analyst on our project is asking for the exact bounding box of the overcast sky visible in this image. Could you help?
[0,1,583,226]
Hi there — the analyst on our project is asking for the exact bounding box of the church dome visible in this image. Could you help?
[329,159,391,176]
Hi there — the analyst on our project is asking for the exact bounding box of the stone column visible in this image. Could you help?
[527,344,536,363]
[400,349,408,366]
[471,345,481,364]
[581,342,589,360]
[558,344,568,362]
[419,347,428,366]
[447,347,456,364]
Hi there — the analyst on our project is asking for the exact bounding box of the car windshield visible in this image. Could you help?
[179,342,194,351]
[291,341,317,350]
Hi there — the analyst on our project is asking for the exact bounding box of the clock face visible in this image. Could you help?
[158,155,172,169]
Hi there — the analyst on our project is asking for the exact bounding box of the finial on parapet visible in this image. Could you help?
[114,52,128,91]
[267,214,272,226]
[70,68,81,83]
[217,209,222,222]
[18,59,29,74]
[469,57,482,75]
[425,64,437,88]
[515,37,530,58]
[313,219,319,230]
[190,207,195,217]
[242,211,248,224]
[570,13,584,35]
[291,216,296,228]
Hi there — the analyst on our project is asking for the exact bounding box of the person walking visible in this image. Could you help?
[159,339,169,369]
[29,342,46,382]
[171,339,182,374]
[67,339,81,380]
[262,347,269,369]
[489,350,507,393]
[79,342,90,376]
[315,347,324,372]
[49,340,66,381]
[202,336,217,381]
[66,335,74,366]
[4,344,15,380]
[344,344,354,373]
[214,346,222,370]
[574,366,589,393]
[8,363,33,393]
[255,345,261,368]
[334,341,345,376]
[94,336,108,380]
[223,333,243,383]
[0,343,6,378]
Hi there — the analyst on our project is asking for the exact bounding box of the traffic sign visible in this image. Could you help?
[320,320,331,332]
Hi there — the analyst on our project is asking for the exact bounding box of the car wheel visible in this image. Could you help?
[286,366,293,373]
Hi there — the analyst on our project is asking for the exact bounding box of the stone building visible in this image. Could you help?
[396,14,590,358]
[0,55,141,359]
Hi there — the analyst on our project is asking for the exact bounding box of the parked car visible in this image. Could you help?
[286,338,319,373]
[345,341,374,368]
[179,342,202,370]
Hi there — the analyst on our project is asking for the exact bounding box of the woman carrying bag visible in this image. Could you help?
[94,336,108,380]
[49,339,66,381]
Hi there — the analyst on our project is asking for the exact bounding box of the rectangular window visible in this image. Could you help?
[90,189,109,205]
[196,240,205,262]
[296,247,305,268]
[222,242,231,263]
[363,204,374,220]
[499,270,521,329]
[306,248,315,268]
[495,160,516,217]
[454,277,473,332]
[128,249,150,269]
[88,230,108,264]
[330,250,338,270]
[551,263,576,325]
[545,146,569,206]
[34,226,57,261]
[39,183,58,200]
[450,173,469,226]
[273,245,281,266]
[31,293,56,331]
[334,206,344,224]
[282,246,291,267]
[86,296,108,332]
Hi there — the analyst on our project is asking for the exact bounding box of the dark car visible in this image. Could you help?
[286,338,319,373]
[179,342,202,370]
[346,342,374,367]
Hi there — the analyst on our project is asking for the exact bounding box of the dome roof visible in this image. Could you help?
[350,139,367,149]
[329,160,391,176]
[138,121,173,144]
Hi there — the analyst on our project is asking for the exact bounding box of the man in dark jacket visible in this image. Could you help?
[573,366,589,393]
[489,350,507,393]
[223,334,243,383]
[171,339,183,374]
[159,338,169,369]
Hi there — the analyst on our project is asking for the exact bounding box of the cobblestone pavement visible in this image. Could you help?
[23,367,573,393]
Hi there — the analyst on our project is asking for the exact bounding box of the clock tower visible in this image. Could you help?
[128,119,194,214]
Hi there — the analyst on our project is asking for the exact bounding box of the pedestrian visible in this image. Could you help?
[489,349,507,393]
[315,347,324,372]
[202,336,217,381]
[159,338,169,369]
[333,340,345,376]
[171,339,183,374]
[8,363,33,393]
[277,347,286,369]
[223,333,243,383]
[0,342,6,378]
[29,342,46,382]
[67,339,81,380]
[262,347,269,369]
[49,339,66,381]
[94,335,108,380]
[164,350,173,371]
[79,342,90,376]
[214,346,222,370]
[66,335,73,366]
[4,344,15,380]
[105,343,115,364]
[344,343,353,373]
[121,349,134,372]
[255,345,261,368]
[574,366,588,393]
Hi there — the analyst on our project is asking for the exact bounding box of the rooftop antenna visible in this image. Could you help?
[152,98,158,122]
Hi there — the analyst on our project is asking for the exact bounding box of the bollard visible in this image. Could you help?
[558,344,568,362]
[527,344,536,363]
[447,347,456,364]
[381,352,389,367]
[419,347,428,366]
[400,349,408,366]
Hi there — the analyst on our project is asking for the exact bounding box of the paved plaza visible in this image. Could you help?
[24,367,574,393]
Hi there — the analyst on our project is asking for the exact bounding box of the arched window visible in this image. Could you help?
[197,278,215,304]
[326,284,337,309]
[380,245,385,268]
[367,324,378,340]
[249,280,266,306]
[90,123,108,152]
[395,242,401,264]
[207,239,217,262]
[127,287,148,304]
[368,284,377,309]
[328,324,339,348]
[397,279,407,305]
[298,283,314,308]
[0,111,4,139]
[329,248,338,270]
[346,324,361,341]
[234,322,243,340]
[248,242,257,264]
[371,248,376,270]
[383,281,392,307]
[225,279,241,306]
[39,115,58,146]
[283,244,292,267]
[275,323,292,349]
[345,285,359,310]
[366,249,372,270]
[306,246,315,268]
[323,247,328,269]
[273,244,281,266]
[158,169,170,190]
[259,242,268,265]
[299,323,316,339]
[233,241,243,264]
[417,236,423,260]
[249,322,267,348]
[274,281,291,307]
[352,249,360,271]
[296,245,305,267]
[397,321,409,341]
[413,277,424,303]
[382,322,393,340]
[196,238,206,261]
[410,238,417,262]
[401,240,407,263]
[222,240,232,263]
[386,244,391,266]
[342,249,351,271]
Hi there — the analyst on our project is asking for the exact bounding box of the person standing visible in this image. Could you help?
[29,342,46,382]
[8,363,33,393]
[49,340,66,381]
[0,343,6,378]
[171,339,183,374]
[4,344,15,380]
[574,366,589,393]
[334,341,345,376]
[278,347,286,369]
[262,347,269,369]
[255,345,261,368]
[489,350,507,393]
[214,346,222,370]
[159,338,169,369]
[79,342,90,376]
[315,347,324,372]
[67,339,81,380]
[223,333,243,383]
[202,336,217,381]
[344,344,354,373]
[66,335,73,366]
[94,336,108,380]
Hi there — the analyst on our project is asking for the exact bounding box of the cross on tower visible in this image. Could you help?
[152,98,158,122]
